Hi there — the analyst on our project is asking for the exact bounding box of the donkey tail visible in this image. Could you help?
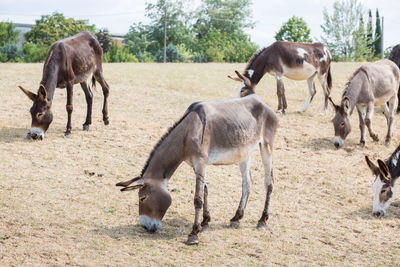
[91,75,98,92]
[327,66,332,94]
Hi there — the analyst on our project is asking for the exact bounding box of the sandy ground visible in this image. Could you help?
[0,62,400,266]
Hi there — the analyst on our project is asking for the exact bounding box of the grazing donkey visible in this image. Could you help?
[228,41,332,114]
[329,59,400,148]
[19,31,110,139]
[389,44,400,113]
[116,86,278,245]
[365,144,400,216]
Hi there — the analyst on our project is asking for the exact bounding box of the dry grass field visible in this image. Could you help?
[1,62,400,266]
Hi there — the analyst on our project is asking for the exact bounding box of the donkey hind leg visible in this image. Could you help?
[65,83,74,138]
[230,158,252,228]
[356,105,367,146]
[382,96,396,146]
[94,70,110,125]
[257,142,273,229]
[200,183,211,231]
[318,72,330,115]
[276,75,287,114]
[298,72,317,113]
[365,102,379,142]
[80,81,93,131]
[186,163,206,245]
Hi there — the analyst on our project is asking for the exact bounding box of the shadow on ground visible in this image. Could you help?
[0,127,28,143]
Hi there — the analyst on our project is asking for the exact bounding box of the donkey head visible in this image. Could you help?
[329,97,351,148]
[116,177,172,232]
[365,156,394,216]
[19,85,53,140]
[228,70,255,97]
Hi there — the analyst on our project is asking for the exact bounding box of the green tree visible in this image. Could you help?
[374,9,382,58]
[25,12,95,46]
[0,22,19,46]
[96,28,111,53]
[103,41,138,63]
[275,16,312,42]
[124,23,154,61]
[0,22,21,62]
[353,15,372,61]
[321,0,366,61]
[366,9,374,53]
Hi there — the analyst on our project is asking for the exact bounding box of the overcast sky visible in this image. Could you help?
[0,0,398,49]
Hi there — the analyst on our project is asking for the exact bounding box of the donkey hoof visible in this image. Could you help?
[229,221,240,228]
[104,119,110,126]
[64,132,71,138]
[385,140,391,147]
[359,140,365,147]
[185,235,199,245]
[200,224,209,232]
[276,109,285,115]
[256,221,266,229]
[82,124,90,131]
[25,132,31,139]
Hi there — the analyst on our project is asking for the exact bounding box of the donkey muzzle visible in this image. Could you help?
[29,127,44,140]
[333,136,343,148]
[139,215,162,233]
[373,210,385,217]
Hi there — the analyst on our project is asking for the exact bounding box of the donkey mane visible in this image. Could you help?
[343,67,369,97]
[386,144,400,181]
[244,47,268,74]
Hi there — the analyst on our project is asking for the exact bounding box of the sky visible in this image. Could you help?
[0,0,399,49]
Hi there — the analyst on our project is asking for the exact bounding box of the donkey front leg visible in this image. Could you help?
[94,70,110,125]
[382,96,396,146]
[298,72,317,113]
[65,83,74,138]
[186,165,206,245]
[80,81,93,131]
[230,158,251,228]
[356,105,367,146]
[257,142,273,229]
[276,76,287,114]
[365,102,379,142]
[200,183,211,231]
[319,73,330,115]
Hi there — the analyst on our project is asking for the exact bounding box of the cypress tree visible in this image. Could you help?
[366,9,374,53]
[375,9,382,58]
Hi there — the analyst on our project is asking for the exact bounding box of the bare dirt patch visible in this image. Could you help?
[1,62,400,266]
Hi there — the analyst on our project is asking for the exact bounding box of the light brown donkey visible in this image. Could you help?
[330,59,400,148]
[116,87,278,245]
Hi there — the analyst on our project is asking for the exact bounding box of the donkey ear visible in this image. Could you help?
[227,74,242,82]
[38,84,47,101]
[120,184,144,192]
[377,159,391,180]
[328,97,339,112]
[116,176,142,187]
[235,70,251,86]
[365,155,380,175]
[18,86,37,101]
[342,96,350,115]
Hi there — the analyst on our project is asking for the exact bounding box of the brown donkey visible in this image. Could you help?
[228,41,332,114]
[330,59,400,148]
[19,31,110,139]
[116,88,278,245]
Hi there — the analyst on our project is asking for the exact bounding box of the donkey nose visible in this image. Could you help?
[373,210,385,217]
[334,142,340,148]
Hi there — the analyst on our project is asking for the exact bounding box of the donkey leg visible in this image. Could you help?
[397,88,400,114]
[299,72,317,113]
[200,183,211,231]
[230,158,252,228]
[94,71,110,125]
[257,142,273,229]
[384,96,396,146]
[319,73,330,115]
[186,164,206,245]
[276,77,287,114]
[356,105,366,146]
[65,83,74,138]
[80,81,93,131]
[365,103,379,142]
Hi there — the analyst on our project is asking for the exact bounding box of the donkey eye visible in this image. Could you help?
[340,122,345,127]
[140,196,147,202]
[37,112,44,118]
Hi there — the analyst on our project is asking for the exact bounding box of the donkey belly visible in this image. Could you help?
[207,142,259,165]
[282,64,317,80]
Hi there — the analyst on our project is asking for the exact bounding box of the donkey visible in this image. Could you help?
[228,41,332,114]
[18,31,110,139]
[365,144,400,216]
[329,59,400,148]
[116,84,278,245]
[389,44,400,113]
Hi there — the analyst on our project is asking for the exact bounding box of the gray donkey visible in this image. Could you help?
[330,59,400,148]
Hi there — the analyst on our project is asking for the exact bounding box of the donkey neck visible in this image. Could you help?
[40,60,59,101]
[342,79,363,115]
[141,120,187,182]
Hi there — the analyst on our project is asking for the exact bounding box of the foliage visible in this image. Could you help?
[366,9,374,53]
[275,16,312,43]
[124,23,154,61]
[374,9,382,58]
[321,0,372,61]
[0,22,19,46]
[384,46,393,59]
[103,41,138,62]
[155,43,184,62]
[353,15,372,61]
[25,12,95,46]
[96,28,112,53]
[21,42,49,62]
[0,41,23,62]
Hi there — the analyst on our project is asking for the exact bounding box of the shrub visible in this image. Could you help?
[22,42,49,62]
[103,42,138,63]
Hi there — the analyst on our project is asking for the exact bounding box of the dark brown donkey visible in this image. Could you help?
[116,91,278,245]
[19,31,110,139]
[330,59,400,148]
[228,41,332,114]
[389,44,400,113]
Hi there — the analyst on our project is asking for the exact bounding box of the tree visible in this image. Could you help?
[0,22,22,62]
[0,22,19,46]
[96,28,112,53]
[275,16,312,43]
[353,15,371,61]
[374,9,382,58]
[366,9,374,53]
[321,0,366,61]
[124,23,154,62]
[25,12,95,46]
